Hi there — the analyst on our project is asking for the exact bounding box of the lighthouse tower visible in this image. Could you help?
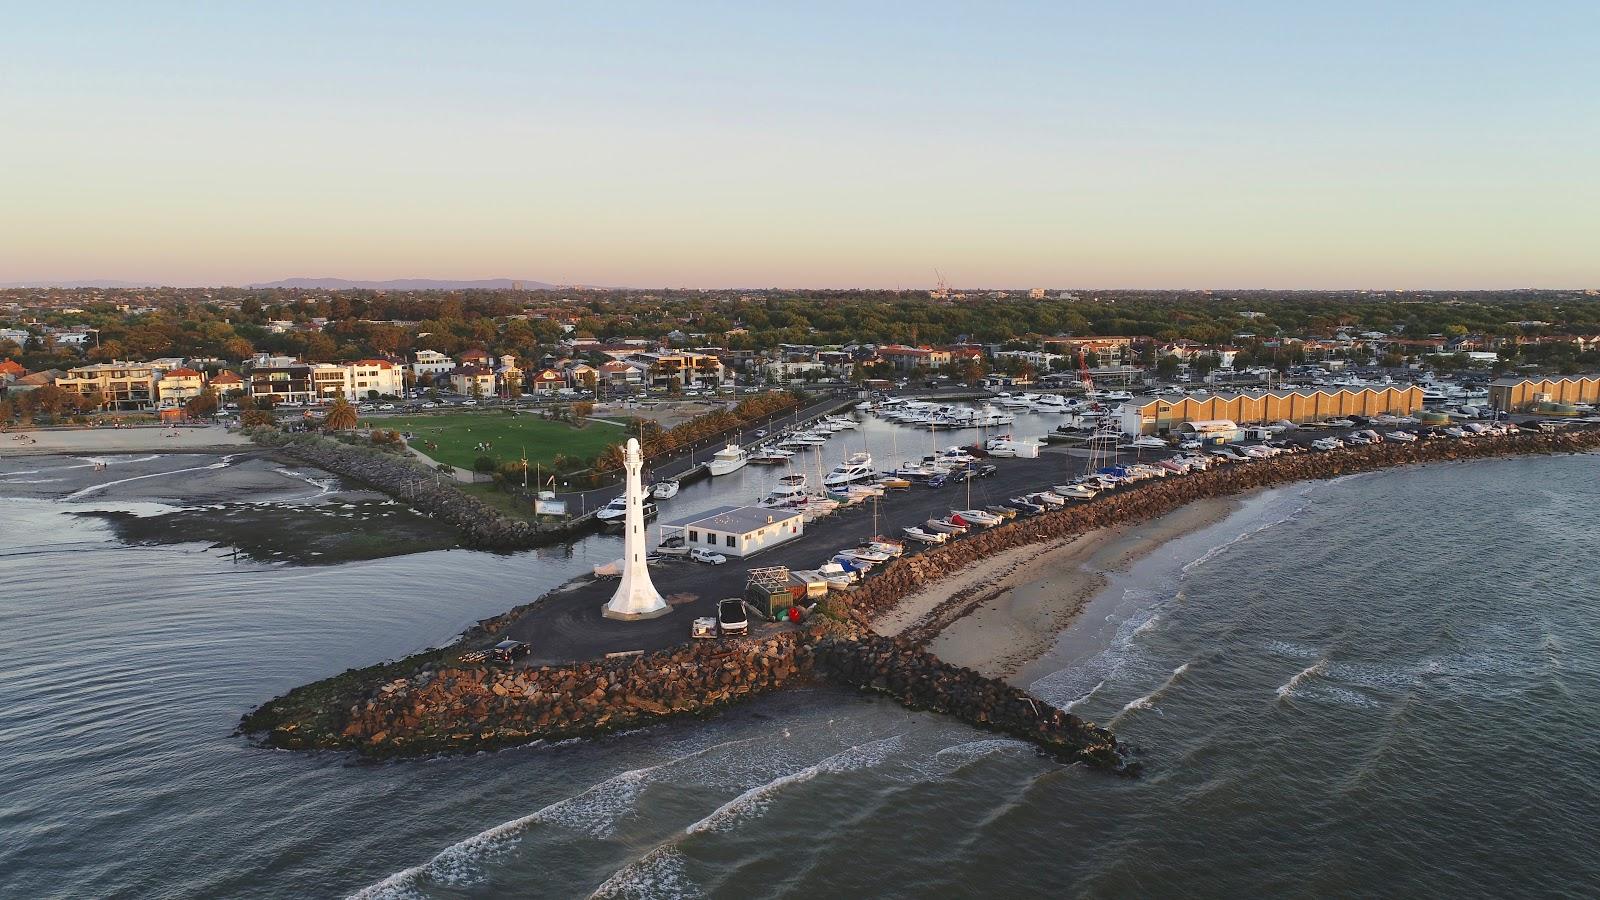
[603,438,670,620]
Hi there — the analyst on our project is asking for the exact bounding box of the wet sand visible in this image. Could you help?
[0,425,251,456]
[878,498,1238,682]
[0,450,457,564]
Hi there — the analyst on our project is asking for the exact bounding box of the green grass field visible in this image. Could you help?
[361,409,624,472]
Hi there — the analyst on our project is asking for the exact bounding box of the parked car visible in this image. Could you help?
[690,547,728,565]
[718,597,749,636]
[489,639,530,662]
[461,399,478,406]
[377,403,395,411]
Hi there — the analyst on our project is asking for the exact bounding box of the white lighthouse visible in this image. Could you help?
[603,437,670,620]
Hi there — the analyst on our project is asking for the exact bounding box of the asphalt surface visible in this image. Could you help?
[503,445,1164,664]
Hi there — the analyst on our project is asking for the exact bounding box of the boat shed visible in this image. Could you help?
[1119,386,1423,436]
[659,505,804,558]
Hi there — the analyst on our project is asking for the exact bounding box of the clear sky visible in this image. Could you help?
[3,2,1596,289]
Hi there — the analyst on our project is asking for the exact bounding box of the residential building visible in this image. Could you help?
[412,349,456,380]
[347,359,404,399]
[495,355,523,397]
[530,368,565,393]
[627,350,726,389]
[309,363,352,403]
[598,360,641,386]
[156,368,206,409]
[247,356,315,405]
[877,345,953,372]
[0,359,24,384]
[450,365,496,398]
[56,362,159,411]
[0,328,31,347]
[209,371,245,398]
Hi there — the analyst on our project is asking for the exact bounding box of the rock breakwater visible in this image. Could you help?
[251,634,813,756]
[253,432,594,550]
[243,426,1597,769]
[833,427,1600,631]
[813,632,1132,772]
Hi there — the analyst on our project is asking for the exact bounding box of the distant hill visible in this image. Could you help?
[247,277,559,291]
[0,279,160,289]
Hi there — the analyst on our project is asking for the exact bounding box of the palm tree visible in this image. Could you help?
[324,397,358,431]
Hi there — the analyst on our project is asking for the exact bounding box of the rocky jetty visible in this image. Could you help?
[813,632,1132,772]
[251,634,813,756]
[243,426,1599,767]
[253,432,594,551]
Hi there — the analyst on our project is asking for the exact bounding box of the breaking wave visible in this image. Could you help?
[685,735,904,835]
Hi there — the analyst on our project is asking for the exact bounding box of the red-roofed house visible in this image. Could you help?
[157,368,206,408]
[0,359,25,384]
[530,368,566,394]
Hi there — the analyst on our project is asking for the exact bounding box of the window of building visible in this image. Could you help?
[688,530,699,542]
[725,534,735,548]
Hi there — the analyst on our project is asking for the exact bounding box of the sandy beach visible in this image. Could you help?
[0,425,251,456]
[877,497,1239,683]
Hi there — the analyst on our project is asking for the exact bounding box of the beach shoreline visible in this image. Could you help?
[0,424,251,456]
[877,497,1240,682]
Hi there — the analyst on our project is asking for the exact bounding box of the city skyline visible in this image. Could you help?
[5,2,1597,289]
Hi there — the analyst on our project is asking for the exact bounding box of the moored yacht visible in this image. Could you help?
[707,444,748,476]
[760,473,810,507]
[822,451,876,488]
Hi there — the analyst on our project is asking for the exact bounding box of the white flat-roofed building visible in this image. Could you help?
[412,349,456,380]
[658,505,803,558]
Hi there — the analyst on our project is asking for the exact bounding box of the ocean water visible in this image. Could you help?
[3,451,1598,898]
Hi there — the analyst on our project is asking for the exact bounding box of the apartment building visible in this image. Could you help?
[56,362,159,411]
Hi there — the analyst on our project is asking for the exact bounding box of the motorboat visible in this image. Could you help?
[954,509,1003,527]
[649,479,679,500]
[840,547,893,564]
[816,561,858,589]
[707,444,749,476]
[596,496,657,526]
[863,540,905,557]
[1310,437,1344,451]
[1030,491,1066,508]
[903,525,946,543]
[1006,497,1044,514]
[760,473,810,507]
[875,476,912,490]
[822,451,877,488]
[984,504,1018,520]
[925,517,967,535]
[749,447,795,464]
[1386,430,1418,443]
[1127,435,1168,450]
[1052,484,1097,499]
